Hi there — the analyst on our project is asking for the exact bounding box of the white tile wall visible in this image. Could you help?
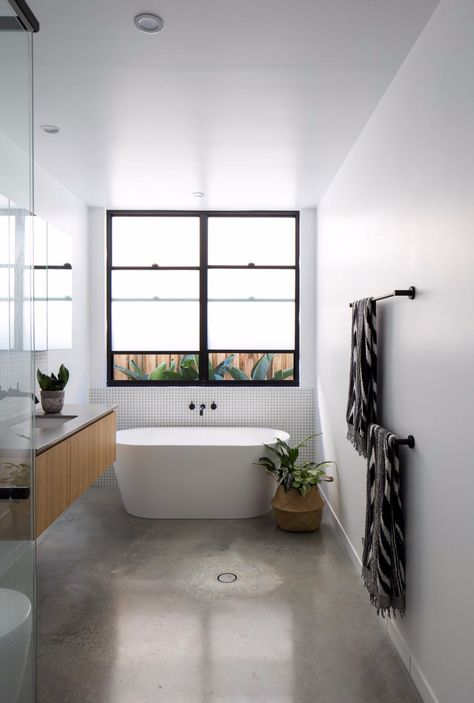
[89,386,319,488]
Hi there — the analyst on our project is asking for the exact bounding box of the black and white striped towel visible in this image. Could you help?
[362,424,406,617]
[346,298,377,458]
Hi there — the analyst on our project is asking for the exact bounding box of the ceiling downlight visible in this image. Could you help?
[134,13,164,34]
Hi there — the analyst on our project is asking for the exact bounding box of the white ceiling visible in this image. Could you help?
[32,0,438,210]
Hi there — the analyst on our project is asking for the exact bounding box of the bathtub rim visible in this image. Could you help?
[115,426,290,448]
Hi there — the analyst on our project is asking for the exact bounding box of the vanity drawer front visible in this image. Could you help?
[36,439,71,537]
[70,412,116,501]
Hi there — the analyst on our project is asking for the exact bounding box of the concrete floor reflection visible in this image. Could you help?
[37,489,420,703]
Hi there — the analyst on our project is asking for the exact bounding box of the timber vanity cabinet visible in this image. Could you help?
[35,407,116,537]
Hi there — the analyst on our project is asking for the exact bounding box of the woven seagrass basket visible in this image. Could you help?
[271,485,325,532]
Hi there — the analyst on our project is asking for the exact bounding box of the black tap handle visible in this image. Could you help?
[189,402,195,410]
[211,402,217,410]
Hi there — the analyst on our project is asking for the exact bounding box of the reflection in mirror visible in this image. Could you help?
[47,223,72,266]
[28,218,72,350]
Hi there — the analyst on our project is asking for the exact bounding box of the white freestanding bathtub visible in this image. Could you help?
[115,427,289,519]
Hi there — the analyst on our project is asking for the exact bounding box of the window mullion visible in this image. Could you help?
[199,214,208,382]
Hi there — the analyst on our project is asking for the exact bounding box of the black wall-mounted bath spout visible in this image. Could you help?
[199,404,206,416]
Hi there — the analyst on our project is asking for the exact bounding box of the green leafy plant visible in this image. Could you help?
[209,354,236,380]
[114,355,199,381]
[37,364,70,391]
[255,434,334,496]
[227,353,292,381]
[114,353,293,382]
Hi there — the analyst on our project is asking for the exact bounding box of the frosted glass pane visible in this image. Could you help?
[24,214,33,265]
[112,217,200,266]
[112,270,199,300]
[0,269,9,298]
[33,269,47,298]
[0,212,13,334]
[26,270,47,349]
[208,269,295,300]
[24,215,47,266]
[35,216,48,265]
[48,224,72,266]
[112,301,199,350]
[48,270,72,299]
[0,302,10,348]
[48,301,72,349]
[33,301,47,350]
[36,301,48,349]
[0,213,14,264]
[22,299,46,350]
[208,217,295,265]
[208,302,295,349]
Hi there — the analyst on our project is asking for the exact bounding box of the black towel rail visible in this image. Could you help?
[349,286,415,307]
[394,435,415,449]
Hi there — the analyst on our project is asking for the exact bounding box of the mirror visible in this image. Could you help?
[5,214,73,351]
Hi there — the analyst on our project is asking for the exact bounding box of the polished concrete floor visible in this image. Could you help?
[37,488,420,703]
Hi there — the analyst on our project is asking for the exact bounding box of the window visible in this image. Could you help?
[107,211,299,385]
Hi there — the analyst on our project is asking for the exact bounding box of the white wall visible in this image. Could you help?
[88,207,317,388]
[35,165,89,402]
[299,208,317,389]
[316,2,474,702]
[88,206,107,387]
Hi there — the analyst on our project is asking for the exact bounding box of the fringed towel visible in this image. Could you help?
[346,298,377,457]
[362,424,405,617]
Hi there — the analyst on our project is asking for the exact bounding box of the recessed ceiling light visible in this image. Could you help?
[192,191,205,198]
[40,124,60,134]
[134,13,164,33]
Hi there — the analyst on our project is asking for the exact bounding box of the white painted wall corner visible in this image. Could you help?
[323,491,439,703]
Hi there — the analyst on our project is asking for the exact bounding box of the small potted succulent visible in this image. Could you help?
[37,364,69,414]
[255,434,334,532]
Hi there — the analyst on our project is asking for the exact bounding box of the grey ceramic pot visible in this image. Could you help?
[40,390,65,414]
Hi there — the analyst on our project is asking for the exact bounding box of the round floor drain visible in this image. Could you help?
[217,572,237,583]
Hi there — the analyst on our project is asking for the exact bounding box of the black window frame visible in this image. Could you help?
[106,210,300,386]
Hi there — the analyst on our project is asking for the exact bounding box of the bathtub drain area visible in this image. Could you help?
[217,572,238,583]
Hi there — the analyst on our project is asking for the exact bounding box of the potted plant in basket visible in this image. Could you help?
[37,364,69,414]
[255,434,334,532]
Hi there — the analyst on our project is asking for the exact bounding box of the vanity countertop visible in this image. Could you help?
[35,404,118,454]
[0,404,117,458]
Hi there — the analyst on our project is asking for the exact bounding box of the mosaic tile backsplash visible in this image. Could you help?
[89,386,319,488]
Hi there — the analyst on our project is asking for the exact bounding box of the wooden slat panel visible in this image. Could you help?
[70,423,93,502]
[35,439,71,537]
[98,411,116,469]
[70,412,116,502]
